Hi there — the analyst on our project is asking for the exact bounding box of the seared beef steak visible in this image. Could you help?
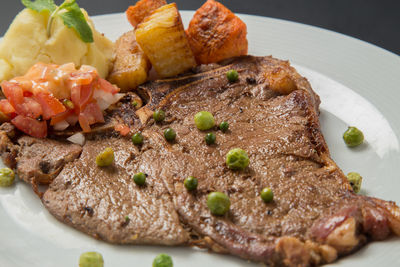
[1,56,399,266]
[0,123,82,186]
[16,136,82,185]
[43,138,189,245]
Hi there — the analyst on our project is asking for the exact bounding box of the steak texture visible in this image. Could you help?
[1,56,399,266]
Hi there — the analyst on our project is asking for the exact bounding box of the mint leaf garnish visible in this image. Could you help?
[22,0,94,43]
[21,0,56,13]
[60,2,94,43]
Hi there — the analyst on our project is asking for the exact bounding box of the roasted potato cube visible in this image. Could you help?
[265,65,297,94]
[126,0,167,28]
[186,0,248,64]
[135,3,196,78]
[108,30,150,91]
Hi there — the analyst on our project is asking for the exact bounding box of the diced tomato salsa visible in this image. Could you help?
[0,63,121,138]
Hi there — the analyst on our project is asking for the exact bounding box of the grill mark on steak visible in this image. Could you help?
[2,56,400,266]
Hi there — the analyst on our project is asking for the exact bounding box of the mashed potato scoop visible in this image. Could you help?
[0,7,114,82]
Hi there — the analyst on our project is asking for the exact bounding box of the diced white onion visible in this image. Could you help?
[113,93,125,104]
[53,120,69,131]
[67,133,85,146]
[93,89,114,110]
[93,89,125,111]
[96,98,110,111]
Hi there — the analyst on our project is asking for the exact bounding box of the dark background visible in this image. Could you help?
[0,0,399,55]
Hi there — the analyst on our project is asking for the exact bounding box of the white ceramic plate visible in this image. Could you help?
[1,11,399,267]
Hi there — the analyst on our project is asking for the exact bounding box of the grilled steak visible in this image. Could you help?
[2,56,399,266]
[43,137,189,245]
[0,123,82,187]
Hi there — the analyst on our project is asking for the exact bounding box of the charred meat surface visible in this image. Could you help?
[1,56,399,266]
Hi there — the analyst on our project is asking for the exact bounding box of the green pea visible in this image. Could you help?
[219,121,229,132]
[194,111,215,131]
[0,167,15,187]
[133,172,146,186]
[207,192,231,216]
[205,132,216,145]
[347,172,362,193]
[343,126,364,147]
[164,128,176,142]
[184,176,198,191]
[132,132,144,145]
[226,148,249,171]
[153,110,166,123]
[79,252,104,267]
[260,187,274,203]
[95,147,114,167]
[153,253,173,267]
[226,69,239,83]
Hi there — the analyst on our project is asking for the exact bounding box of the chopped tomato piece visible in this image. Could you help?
[35,92,66,120]
[2,63,115,137]
[70,83,94,111]
[1,81,42,118]
[0,99,15,114]
[70,85,80,113]
[70,71,94,86]
[15,97,43,119]
[84,102,105,124]
[23,91,33,97]
[1,81,24,108]
[12,115,47,138]
[79,84,94,109]
[78,114,91,133]
[115,124,130,136]
[50,110,73,126]
[99,78,120,95]
[78,102,105,133]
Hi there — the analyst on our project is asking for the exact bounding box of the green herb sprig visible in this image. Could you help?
[21,0,94,43]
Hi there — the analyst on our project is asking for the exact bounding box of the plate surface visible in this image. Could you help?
[1,11,399,267]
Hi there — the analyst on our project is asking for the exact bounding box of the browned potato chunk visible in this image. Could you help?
[125,0,167,28]
[108,31,151,91]
[265,66,297,94]
[135,3,196,78]
[186,0,248,64]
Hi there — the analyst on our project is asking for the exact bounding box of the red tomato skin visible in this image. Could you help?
[1,81,24,108]
[15,97,43,119]
[11,115,47,138]
[50,110,73,126]
[70,71,93,85]
[115,124,130,136]
[78,114,91,133]
[78,102,104,133]
[99,78,119,94]
[35,92,66,120]
[79,84,94,109]
[84,102,105,123]
[2,81,42,119]
[0,99,15,114]
[23,91,33,97]
[70,85,81,114]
